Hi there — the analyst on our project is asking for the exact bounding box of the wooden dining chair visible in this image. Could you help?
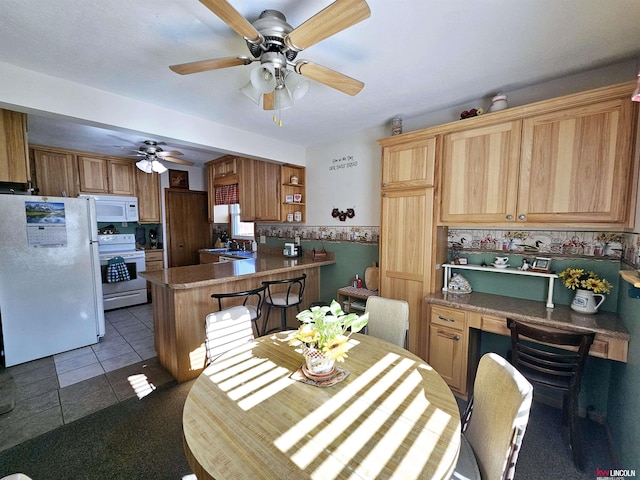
[211,285,267,337]
[204,306,254,365]
[452,352,533,480]
[364,296,409,348]
[262,274,306,334]
[506,318,595,469]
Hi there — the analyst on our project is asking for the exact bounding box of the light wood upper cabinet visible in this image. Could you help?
[236,157,280,222]
[438,82,639,228]
[381,136,437,189]
[31,148,78,197]
[78,155,136,195]
[136,170,161,223]
[518,98,635,225]
[440,120,521,224]
[0,109,30,183]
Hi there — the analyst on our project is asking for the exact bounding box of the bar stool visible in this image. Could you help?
[211,285,267,337]
[262,274,306,334]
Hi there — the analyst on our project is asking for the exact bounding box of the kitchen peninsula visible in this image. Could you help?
[141,250,335,382]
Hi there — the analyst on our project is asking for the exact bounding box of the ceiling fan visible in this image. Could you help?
[169,0,371,123]
[132,140,194,174]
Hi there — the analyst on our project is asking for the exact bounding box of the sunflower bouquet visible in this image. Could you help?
[289,300,368,362]
[558,268,612,295]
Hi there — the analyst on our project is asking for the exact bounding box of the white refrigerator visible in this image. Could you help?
[0,195,105,367]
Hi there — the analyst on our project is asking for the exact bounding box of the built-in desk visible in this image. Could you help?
[423,291,630,398]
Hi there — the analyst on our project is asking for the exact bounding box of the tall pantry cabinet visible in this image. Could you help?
[377,136,445,358]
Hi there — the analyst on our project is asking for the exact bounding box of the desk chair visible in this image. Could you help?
[211,285,266,337]
[452,353,533,480]
[364,296,409,348]
[204,306,254,365]
[506,318,594,470]
[262,274,306,334]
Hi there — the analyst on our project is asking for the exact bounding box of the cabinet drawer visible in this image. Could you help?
[145,260,164,271]
[145,250,164,262]
[431,306,466,332]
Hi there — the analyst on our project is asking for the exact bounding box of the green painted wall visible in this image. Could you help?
[263,238,379,305]
[607,283,640,469]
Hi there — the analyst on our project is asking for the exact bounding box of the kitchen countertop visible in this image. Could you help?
[425,291,630,340]
[140,251,335,289]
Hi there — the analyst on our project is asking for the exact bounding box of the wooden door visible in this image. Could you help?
[136,170,160,223]
[519,97,636,225]
[166,190,211,267]
[32,149,78,197]
[440,120,521,224]
[379,187,433,356]
[381,137,436,189]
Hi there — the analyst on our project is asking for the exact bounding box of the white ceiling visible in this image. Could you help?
[2,0,640,165]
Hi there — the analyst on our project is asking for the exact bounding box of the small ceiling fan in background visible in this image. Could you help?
[132,140,194,173]
[169,0,370,125]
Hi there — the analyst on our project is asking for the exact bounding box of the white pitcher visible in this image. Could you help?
[570,289,605,314]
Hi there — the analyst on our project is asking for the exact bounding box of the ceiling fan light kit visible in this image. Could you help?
[170,0,371,125]
[132,140,194,174]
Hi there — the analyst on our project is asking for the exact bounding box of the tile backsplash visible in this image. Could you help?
[449,228,640,268]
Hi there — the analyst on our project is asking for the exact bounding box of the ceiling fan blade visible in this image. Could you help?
[156,150,184,157]
[285,0,370,51]
[170,56,253,75]
[164,156,195,166]
[199,0,263,44]
[295,61,364,96]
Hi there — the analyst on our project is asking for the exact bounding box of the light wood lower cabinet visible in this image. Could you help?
[426,305,468,394]
[144,250,164,291]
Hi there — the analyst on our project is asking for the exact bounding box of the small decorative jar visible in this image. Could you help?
[290,175,298,184]
[489,93,508,112]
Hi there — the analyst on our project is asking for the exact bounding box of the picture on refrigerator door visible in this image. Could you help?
[25,201,66,223]
[24,202,68,247]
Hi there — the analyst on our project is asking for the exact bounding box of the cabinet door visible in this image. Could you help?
[382,136,436,189]
[428,324,467,393]
[0,110,29,183]
[254,161,280,221]
[380,187,433,356]
[32,149,77,197]
[519,98,636,225]
[108,158,136,195]
[237,157,256,221]
[440,120,521,224]
[136,170,160,223]
[78,156,109,193]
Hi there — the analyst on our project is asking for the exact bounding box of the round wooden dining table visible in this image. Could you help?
[183,332,461,480]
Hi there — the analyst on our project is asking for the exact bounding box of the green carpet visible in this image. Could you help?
[0,380,194,480]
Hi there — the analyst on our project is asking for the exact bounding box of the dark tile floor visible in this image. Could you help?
[0,303,174,453]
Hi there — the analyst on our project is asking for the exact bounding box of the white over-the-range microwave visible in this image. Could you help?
[79,194,139,222]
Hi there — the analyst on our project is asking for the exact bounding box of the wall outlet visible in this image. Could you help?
[260,235,266,244]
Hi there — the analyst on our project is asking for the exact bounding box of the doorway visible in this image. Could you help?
[165,189,211,267]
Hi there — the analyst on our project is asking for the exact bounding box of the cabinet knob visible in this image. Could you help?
[518,214,526,220]
[382,182,387,188]
[382,193,387,197]
[506,214,513,220]
[454,335,460,341]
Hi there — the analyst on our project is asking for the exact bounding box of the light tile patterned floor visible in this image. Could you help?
[0,302,174,453]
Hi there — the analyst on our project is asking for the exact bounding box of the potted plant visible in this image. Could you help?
[559,268,612,314]
[289,300,369,376]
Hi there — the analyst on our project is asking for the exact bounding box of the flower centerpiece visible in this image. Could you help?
[290,300,368,376]
[559,268,612,314]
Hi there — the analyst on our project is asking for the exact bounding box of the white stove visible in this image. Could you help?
[98,234,147,310]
